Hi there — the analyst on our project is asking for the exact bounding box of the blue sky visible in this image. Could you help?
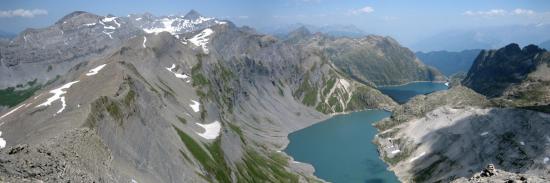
[1,0,550,45]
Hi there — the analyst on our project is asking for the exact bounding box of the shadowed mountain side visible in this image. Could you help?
[462,44,549,98]
[408,108,550,182]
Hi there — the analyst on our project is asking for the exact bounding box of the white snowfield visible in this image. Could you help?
[195,121,221,140]
[102,16,117,22]
[189,100,200,112]
[480,131,489,136]
[86,64,107,76]
[36,81,80,114]
[0,131,5,149]
[142,16,225,35]
[409,152,426,163]
[102,16,120,27]
[544,157,549,164]
[142,36,147,48]
[189,28,214,54]
[165,64,189,79]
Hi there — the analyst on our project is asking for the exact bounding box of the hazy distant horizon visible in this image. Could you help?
[2,0,550,51]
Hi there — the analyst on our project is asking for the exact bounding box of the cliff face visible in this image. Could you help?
[0,11,397,182]
[463,44,549,98]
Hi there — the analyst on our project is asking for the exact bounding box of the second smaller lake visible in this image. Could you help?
[378,82,448,104]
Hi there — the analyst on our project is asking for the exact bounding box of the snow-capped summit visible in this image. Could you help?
[134,10,227,35]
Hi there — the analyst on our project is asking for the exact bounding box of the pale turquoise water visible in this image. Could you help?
[285,82,449,183]
[285,110,399,183]
[378,82,448,104]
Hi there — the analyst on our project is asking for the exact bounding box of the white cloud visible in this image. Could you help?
[463,8,536,17]
[237,15,249,19]
[0,9,48,18]
[512,8,535,15]
[350,6,375,15]
[463,9,506,17]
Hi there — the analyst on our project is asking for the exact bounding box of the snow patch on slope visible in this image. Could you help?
[0,131,5,149]
[409,152,426,163]
[196,121,221,140]
[189,100,200,112]
[142,36,147,48]
[142,16,224,35]
[36,81,79,114]
[165,64,189,79]
[189,28,214,54]
[86,64,107,76]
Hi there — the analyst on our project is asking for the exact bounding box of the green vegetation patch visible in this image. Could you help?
[228,122,245,143]
[0,79,42,107]
[173,126,232,182]
[294,73,318,106]
[236,150,299,183]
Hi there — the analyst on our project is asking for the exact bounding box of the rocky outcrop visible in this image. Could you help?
[0,128,114,182]
[463,44,549,98]
[374,44,550,182]
[452,164,548,183]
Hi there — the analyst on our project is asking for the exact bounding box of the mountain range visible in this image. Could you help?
[0,10,446,182]
[1,9,548,183]
[411,24,550,52]
[263,23,367,39]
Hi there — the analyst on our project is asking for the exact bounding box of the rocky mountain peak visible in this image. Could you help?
[463,43,549,98]
[183,9,203,20]
[54,11,98,25]
[522,44,545,54]
[288,26,311,38]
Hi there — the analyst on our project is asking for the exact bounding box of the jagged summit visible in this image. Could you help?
[183,9,203,20]
[463,43,549,98]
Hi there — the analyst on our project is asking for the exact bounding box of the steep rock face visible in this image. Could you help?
[374,86,550,182]
[295,33,446,86]
[463,44,549,98]
[375,44,550,182]
[0,11,397,183]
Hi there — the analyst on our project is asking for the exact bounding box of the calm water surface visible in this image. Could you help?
[378,82,448,104]
[286,110,399,183]
[285,82,448,183]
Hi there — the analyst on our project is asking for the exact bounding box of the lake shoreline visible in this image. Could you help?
[376,80,447,88]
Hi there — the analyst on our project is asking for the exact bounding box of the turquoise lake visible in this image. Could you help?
[378,82,448,104]
[285,82,448,183]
